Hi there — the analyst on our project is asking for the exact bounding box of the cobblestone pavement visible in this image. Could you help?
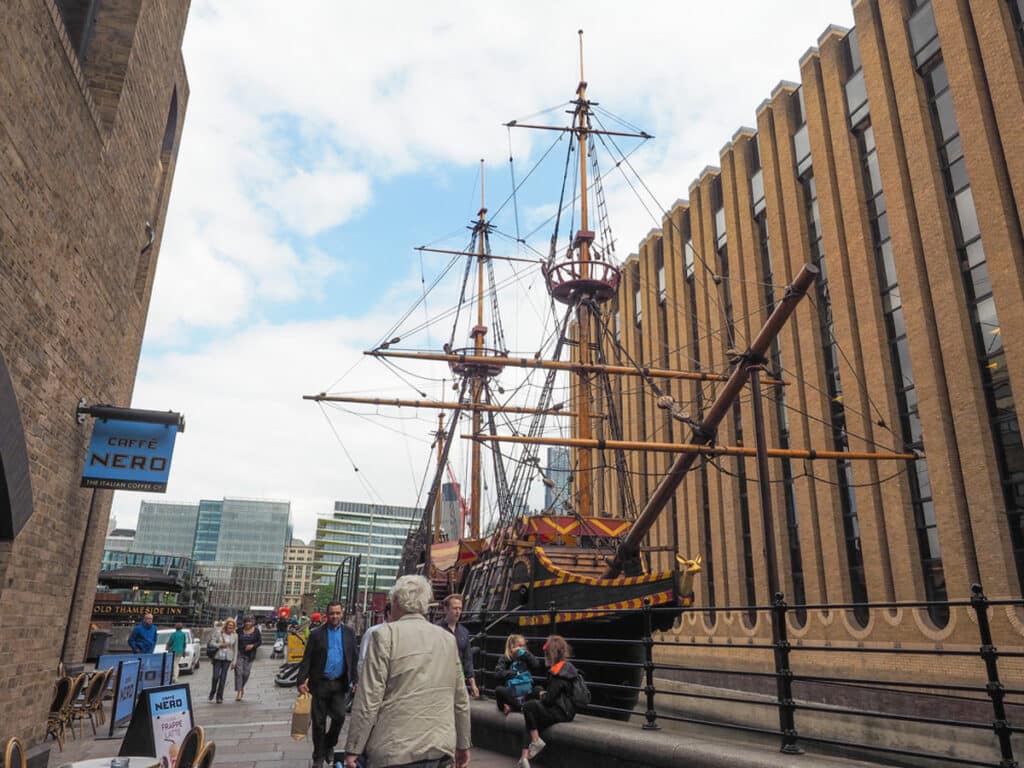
[50,657,518,768]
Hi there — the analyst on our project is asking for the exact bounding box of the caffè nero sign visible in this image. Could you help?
[78,405,185,493]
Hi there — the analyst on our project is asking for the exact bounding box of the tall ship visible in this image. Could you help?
[308,33,913,718]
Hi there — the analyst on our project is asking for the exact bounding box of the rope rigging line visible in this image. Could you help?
[316,403,389,507]
[802,292,902,444]
[389,258,547,344]
[487,129,567,224]
[761,385,909,457]
[590,111,738,351]
[377,251,462,348]
[448,232,479,350]
[507,127,522,247]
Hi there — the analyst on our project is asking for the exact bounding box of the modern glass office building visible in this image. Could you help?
[128,496,292,614]
[314,500,421,595]
[133,501,200,557]
[202,497,292,567]
[192,498,292,613]
[544,447,572,510]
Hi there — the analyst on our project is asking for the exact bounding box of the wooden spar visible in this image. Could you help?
[604,263,820,578]
[366,350,787,386]
[303,394,596,418]
[415,246,543,266]
[505,122,652,140]
[464,432,921,462]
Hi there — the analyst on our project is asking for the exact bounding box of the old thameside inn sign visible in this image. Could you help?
[79,405,185,493]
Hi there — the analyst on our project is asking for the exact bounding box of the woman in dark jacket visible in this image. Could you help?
[233,615,262,701]
[517,634,579,768]
[494,633,543,714]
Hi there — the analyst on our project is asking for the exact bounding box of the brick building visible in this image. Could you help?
[282,538,315,612]
[0,0,189,757]
[577,0,1024,726]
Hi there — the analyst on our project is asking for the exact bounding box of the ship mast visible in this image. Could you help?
[434,410,444,543]
[470,160,487,538]
[574,31,595,517]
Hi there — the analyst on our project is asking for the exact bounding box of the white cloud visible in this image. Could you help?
[272,167,372,237]
[123,1,859,537]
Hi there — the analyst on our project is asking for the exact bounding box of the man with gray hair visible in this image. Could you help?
[344,574,471,768]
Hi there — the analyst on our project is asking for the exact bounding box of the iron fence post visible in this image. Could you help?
[479,607,489,686]
[549,601,557,634]
[642,597,659,730]
[772,592,801,754]
[971,583,1018,768]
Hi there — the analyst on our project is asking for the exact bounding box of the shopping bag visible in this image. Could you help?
[291,693,312,740]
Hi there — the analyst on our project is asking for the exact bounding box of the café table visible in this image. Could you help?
[57,758,160,768]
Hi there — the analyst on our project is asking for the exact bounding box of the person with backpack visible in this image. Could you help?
[493,634,543,714]
[516,634,588,768]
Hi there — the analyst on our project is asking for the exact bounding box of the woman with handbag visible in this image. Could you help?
[493,634,542,715]
[208,619,237,703]
[234,615,262,701]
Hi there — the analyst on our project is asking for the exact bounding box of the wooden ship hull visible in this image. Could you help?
[422,515,700,718]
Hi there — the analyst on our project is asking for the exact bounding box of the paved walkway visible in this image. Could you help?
[52,657,518,768]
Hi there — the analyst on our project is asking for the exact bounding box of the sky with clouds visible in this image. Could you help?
[110,1,856,543]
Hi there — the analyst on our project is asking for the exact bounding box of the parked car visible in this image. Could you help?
[156,627,201,675]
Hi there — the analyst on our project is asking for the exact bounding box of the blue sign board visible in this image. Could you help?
[98,653,170,692]
[81,419,178,492]
[113,659,140,727]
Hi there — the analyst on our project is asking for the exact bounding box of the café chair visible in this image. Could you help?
[70,670,107,737]
[194,741,216,768]
[46,676,73,750]
[62,673,88,740]
[92,668,114,726]
[175,725,206,768]
[3,736,26,768]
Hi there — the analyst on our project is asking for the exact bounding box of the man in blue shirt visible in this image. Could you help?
[298,602,357,768]
[128,612,157,654]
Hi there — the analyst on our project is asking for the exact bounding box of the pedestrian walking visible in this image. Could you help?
[494,634,542,715]
[344,575,471,768]
[435,593,480,698]
[208,618,237,704]
[356,602,391,679]
[297,602,357,768]
[234,615,262,701]
[517,635,580,768]
[165,622,187,683]
[128,612,157,654]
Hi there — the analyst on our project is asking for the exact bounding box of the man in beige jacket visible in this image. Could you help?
[344,575,472,768]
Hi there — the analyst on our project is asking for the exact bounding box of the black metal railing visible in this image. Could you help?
[463,584,1024,768]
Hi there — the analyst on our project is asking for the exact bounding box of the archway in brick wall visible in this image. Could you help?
[0,347,33,541]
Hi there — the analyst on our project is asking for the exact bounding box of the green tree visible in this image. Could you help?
[313,584,334,609]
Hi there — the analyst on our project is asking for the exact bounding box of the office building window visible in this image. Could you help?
[710,177,755,622]
[684,226,716,623]
[798,149,868,624]
[914,32,1024,593]
[752,146,805,619]
[1014,0,1024,55]
[855,123,947,625]
[634,263,642,326]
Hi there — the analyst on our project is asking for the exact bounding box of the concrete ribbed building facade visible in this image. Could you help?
[581,0,1024,704]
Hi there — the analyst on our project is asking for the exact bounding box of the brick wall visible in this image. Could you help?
[0,0,189,748]
[594,0,1024,684]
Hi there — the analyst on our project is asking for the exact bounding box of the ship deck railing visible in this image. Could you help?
[462,583,1024,768]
